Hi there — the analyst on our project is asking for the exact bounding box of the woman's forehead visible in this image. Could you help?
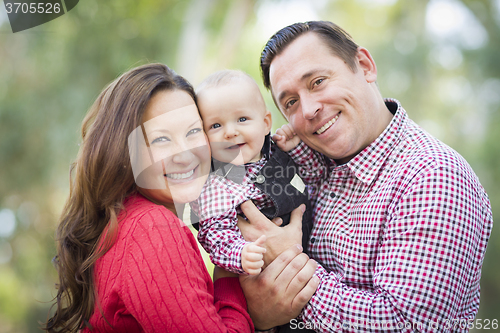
[143,104,201,133]
[142,89,196,122]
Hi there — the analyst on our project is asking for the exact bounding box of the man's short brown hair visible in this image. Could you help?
[260,21,359,90]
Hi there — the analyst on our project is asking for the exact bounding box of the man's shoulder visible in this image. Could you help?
[402,119,471,171]
[392,119,485,193]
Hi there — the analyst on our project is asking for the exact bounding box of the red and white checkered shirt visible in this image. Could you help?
[193,158,275,274]
[288,99,493,332]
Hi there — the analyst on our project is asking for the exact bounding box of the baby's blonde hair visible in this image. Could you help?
[196,69,257,93]
[196,69,267,116]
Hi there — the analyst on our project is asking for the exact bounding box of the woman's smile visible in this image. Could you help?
[164,165,197,182]
[165,168,195,180]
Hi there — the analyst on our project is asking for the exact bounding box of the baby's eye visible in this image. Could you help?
[238,117,247,122]
[151,136,169,144]
[187,128,202,136]
[210,123,221,129]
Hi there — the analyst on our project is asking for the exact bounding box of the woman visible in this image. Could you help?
[44,63,254,332]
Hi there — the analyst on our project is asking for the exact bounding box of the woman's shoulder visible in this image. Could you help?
[113,193,197,256]
[121,193,178,223]
[116,193,190,243]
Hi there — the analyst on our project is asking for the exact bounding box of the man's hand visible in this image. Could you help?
[239,244,319,330]
[237,201,304,265]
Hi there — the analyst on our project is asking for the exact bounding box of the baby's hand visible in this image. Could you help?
[273,124,301,152]
[241,235,266,275]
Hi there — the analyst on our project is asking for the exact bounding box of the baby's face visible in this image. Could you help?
[197,80,272,165]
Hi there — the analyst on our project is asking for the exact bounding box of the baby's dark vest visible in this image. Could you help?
[251,143,313,254]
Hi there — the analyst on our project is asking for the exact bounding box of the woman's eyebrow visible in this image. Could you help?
[189,119,202,127]
[147,118,201,133]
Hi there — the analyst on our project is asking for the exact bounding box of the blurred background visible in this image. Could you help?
[0,0,498,331]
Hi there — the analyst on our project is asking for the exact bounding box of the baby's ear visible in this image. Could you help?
[264,109,272,132]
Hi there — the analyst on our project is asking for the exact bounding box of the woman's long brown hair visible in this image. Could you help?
[43,63,196,332]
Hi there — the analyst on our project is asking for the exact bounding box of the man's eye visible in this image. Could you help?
[151,136,169,144]
[313,78,324,86]
[187,128,202,136]
[210,123,221,129]
[286,99,297,109]
[238,117,247,122]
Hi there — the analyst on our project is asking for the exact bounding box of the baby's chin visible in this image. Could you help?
[213,153,246,165]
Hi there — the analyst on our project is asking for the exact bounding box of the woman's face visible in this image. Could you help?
[131,89,211,211]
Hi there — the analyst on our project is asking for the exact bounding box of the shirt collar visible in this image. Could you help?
[344,98,407,184]
[210,133,271,183]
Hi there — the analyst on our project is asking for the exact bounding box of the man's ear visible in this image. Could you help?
[264,110,272,132]
[356,47,377,83]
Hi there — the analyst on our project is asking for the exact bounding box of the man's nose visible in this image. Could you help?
[301,94,321,120]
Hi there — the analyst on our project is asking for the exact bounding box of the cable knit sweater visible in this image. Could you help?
[83,193,253,332]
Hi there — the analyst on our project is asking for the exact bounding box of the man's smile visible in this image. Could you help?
[315,112,341,135]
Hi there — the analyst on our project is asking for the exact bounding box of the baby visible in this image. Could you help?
[191,70,313,275]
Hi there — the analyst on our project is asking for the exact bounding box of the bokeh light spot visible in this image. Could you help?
[426,0,488,49]
[0,209,16,238]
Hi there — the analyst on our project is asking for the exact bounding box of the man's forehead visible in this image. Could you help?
[268,32,346,77]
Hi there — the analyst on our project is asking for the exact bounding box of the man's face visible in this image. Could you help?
[269,32,381,163]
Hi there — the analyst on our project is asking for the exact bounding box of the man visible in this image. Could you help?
[238,21,493,332]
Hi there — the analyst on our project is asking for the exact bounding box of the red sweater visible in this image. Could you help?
[84,194,253,332]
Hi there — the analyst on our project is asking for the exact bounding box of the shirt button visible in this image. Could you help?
[329,192,336,198]
[255,175,265,184]
[310,237,316,244]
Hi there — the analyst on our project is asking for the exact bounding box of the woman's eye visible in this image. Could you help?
[187,128,202,136]
[151,136,169,144]
[210,123,221,129]
[238,117,247,122]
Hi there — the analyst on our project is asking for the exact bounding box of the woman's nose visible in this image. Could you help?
[172,146,196,165]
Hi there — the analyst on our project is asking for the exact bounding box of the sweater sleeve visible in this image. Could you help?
[120,207,254,333]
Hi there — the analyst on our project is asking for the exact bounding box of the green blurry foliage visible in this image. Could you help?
[0,0,498,331]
